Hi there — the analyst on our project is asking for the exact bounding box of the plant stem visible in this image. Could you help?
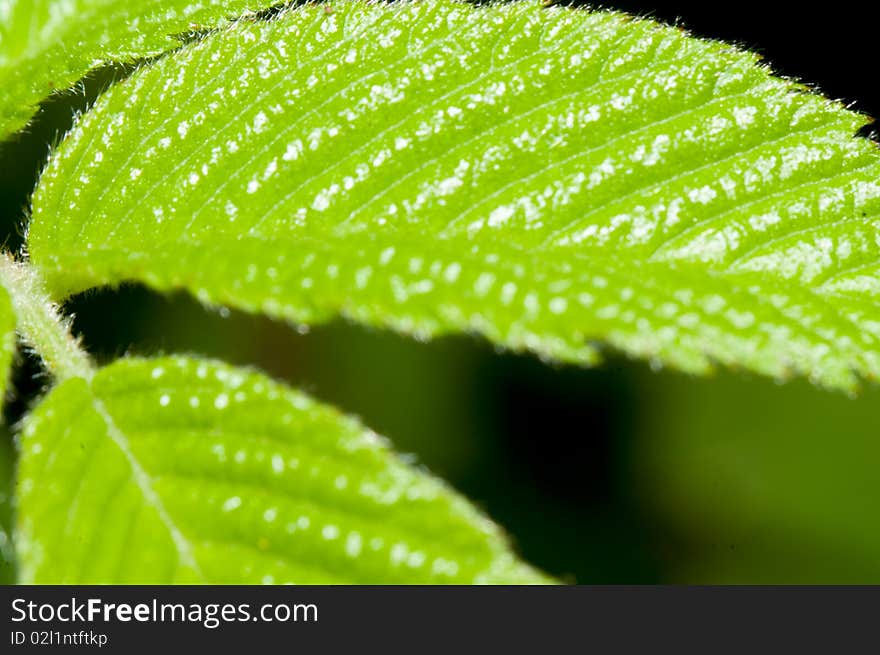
[0,254,94,382]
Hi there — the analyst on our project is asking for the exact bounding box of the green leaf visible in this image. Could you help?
[0,430,15,584]
[15,355,547,583]
[0,0,285,140]
[0,284,14,395]
[28,0,880,390]
[0,286,16,583]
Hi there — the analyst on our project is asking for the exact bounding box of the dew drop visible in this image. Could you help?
[222,496,242,512]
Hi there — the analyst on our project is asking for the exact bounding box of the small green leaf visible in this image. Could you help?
[16,355,546,583]
[28,0,880,389]
[0,0,285,140]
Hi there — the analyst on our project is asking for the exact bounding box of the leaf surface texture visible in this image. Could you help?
[0,0,284,139]
[16,356,545,583]
[28,0,880,389]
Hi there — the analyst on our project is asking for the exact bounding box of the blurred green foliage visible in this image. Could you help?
[638,372,880,582]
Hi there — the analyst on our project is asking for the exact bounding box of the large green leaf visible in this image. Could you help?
[28,0,880,390]
[16,355,546,583]
[0,0,285,140]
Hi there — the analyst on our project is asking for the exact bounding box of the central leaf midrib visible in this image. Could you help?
[89,386,207,581]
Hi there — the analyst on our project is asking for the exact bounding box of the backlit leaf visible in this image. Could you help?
[28,0,880,389]
[15,356,547,583]
[0,0,284,140]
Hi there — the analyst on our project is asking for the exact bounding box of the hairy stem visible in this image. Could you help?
[0,254,94,382]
